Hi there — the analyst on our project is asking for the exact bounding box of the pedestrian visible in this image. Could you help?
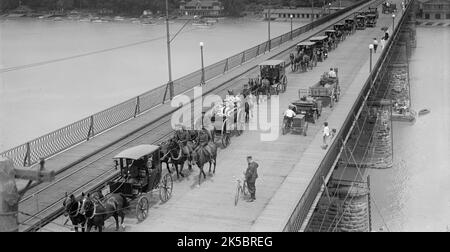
[322,122,330,149]
[373,38,379,53]
[245,156,259,202]
[384,30,390,41]
[380,37,386,50]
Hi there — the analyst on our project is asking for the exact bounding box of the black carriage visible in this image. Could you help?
[310,36,329,62]
[382,2,397,14]
[369,6,379,18]
[324,29,339,49]
[344,18,356,34]
[292,95,322,124]
[105,145,173,222]
[259,60,288,95]
[309,68,340,108]
[333,23,347,41]
[356,15,366,30]
[366,14,377,27]
[296,41,318,69]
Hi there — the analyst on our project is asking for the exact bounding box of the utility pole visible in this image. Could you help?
[311,0,314,23]
[164,0,174,102]
[268,0,271,51]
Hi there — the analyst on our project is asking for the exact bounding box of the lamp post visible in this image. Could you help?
[369,44,374,73]
[329,3,331,15]
[200,42,205,86]
[290,14,293,40]
[392,14,395,33]
[268,1,272,51]
[165,0,174,101]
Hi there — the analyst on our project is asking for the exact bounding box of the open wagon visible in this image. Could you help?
[292,94,322,124]
[309,68,340,108]
[103,145,173,222]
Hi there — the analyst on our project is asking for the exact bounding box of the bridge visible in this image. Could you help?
[0,0,416,232]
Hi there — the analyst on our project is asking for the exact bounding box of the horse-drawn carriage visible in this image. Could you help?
[309,36,329,62]
[282,114,308,136]
[102,145,173,222]
[258,60,288,96]
[369,6,379,18]
[292,41,317,72]
[309,68,340,108]
[333,23,347,41]
[382,2,397,14]
[356,15,367,30]
[366,14,377,27]
[345,18,356,34]
[324,29,339,50]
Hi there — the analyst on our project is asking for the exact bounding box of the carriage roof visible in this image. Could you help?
[259,60,285,66]
[334,23,345,27]
[356,15,366,18]
[297,41,316,46]
[366,14,376,17]
[325,29,337,33]
[114,145,160,160]
[310,36,328,41]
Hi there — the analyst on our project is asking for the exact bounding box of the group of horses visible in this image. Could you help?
[290,51,313,73]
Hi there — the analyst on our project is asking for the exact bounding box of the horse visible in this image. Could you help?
[165,138,188,179]
[80,192,128,232]
[159,140,174,175]
[191,140,217,186]
[301,54,310,72]
[289,53,297,72]
[63,193,86,232]
[173,129,196,170]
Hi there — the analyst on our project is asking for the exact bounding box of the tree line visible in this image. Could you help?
[1,0,342,16]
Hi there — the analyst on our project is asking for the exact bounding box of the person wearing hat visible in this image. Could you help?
[283,104,296,129]
[245,156,259,202]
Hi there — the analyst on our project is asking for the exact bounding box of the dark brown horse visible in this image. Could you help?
[191,141,217,186]
[80,192,128,232]
[162,138,187,179]
[63,193,86,232]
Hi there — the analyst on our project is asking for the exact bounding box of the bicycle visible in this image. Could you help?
[234,176,249,206]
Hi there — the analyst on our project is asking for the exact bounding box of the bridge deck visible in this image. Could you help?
[19,0,406,232]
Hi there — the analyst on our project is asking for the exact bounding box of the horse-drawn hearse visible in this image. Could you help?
[258,60,288,96]
[103,145,173,222]
[292,41,317,72]
[309,36,329,62]
[356,15,367,30]
[366,14,377,27]
[309,68,340,108]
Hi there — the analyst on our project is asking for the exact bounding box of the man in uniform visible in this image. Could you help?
[245,156,259,202]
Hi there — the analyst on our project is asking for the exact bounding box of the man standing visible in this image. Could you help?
[245,156,259,202]
[373,38,379,53]
[322,122,330,149]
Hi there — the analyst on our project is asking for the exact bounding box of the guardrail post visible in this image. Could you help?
[87,116,94,141]
[367,175,372,232]
[256,44,260,56]
[134,96,141,118]
[223,58,229,73]
[241,51,245,65]
[23,142,31,167]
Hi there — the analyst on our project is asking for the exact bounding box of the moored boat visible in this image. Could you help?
[418,109,430,116]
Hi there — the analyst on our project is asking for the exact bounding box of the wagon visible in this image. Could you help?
[333,23,347,41]
[282,114,308,136]
[309,68,340,108]
[259,60,288,96]
[292,96,322,124]
[309,36,329,62]
[208,102,245,148]
[104,145,173,222]
[366,14,377,27]
[324,29,339,49]
[356,15,366,30]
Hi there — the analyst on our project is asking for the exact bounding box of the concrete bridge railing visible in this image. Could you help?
[0,0,371,170]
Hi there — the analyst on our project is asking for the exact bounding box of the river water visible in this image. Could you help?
[369,26,450,232]
[0,18,299,151]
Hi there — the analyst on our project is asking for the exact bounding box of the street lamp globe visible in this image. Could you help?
[392,14,396,18]
[369,44,374,50]
[200,42,204,47]
[290,14,293,18]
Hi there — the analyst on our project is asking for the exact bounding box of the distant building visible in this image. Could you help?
[263,8,325,20]
[328,0,355,12]
[418,0,450,19]
[179,0,224,17]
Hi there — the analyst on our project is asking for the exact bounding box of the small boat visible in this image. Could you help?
[418,109,431,116]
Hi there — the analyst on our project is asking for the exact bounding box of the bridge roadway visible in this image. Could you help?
[19,0,405,232]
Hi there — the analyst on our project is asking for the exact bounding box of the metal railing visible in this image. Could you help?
[0,0,371,169]
[283,0,415,232]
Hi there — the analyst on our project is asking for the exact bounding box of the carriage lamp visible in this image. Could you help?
[200,42,205,86]
[369,44,374,73]
[329,3,332,15]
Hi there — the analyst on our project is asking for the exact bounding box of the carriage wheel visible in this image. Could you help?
[136,196,149,222]
[282,76,287,92]
[159,173,173,203]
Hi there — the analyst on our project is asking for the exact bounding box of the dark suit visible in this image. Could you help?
[245,161,259,199]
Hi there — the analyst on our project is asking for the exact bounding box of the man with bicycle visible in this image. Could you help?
[245,156,259,202]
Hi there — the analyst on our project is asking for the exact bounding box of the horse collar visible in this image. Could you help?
[88,203,97,219]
